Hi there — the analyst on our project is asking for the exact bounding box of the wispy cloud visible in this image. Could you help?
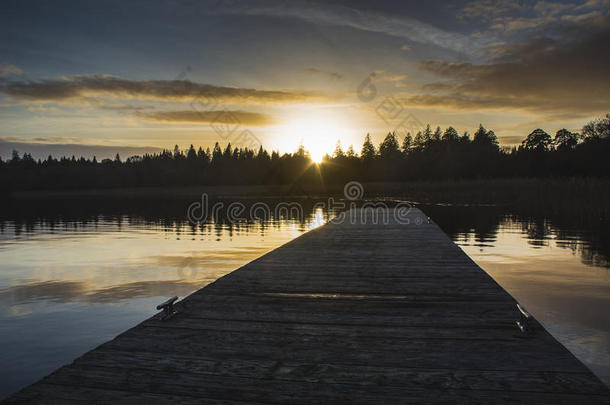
[210,0,485,55]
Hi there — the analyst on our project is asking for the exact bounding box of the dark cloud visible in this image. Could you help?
[410,16,610,116]
[0,74,323,104]
[304,68,343,81]
[135,110,276,126]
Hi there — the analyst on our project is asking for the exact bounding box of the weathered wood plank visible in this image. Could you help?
[142,317,523,340]
[16,366,609,405]
[90,326,588,373]
[72,349,608,394]
[6,208,608,403]
[7,383,264,404]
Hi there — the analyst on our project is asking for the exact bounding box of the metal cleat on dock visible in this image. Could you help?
[156,296,179,320]
[515,303,532,334]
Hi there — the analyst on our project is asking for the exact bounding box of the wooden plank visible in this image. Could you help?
[142,317,522,340]
[72,349,608,394]
[13,366,609,405]
[7,383,263,404]
[6,208,609,403]
[89,326,589,373]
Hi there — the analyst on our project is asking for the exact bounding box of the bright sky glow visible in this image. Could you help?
[1,0,608,159]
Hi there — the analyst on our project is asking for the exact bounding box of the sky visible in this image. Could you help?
[0,0,609,160]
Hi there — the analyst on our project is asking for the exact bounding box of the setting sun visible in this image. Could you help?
[280,114,349,163]
[309,148,325,164]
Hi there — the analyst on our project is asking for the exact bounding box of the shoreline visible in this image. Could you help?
[6,177,610,206]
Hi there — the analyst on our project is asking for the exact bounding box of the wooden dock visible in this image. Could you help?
[7,208,609,403]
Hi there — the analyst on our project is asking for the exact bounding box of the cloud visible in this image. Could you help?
[401,93,500,109]
[561,9,609,25]
[135,110,276,126]
[370,71,408,83]
[489,16,555,33]
[458,0,590,21]
[0,63,23,78]
[0,74,324,104]
[458,0,526,20]
[459,0,610,35]
[211,0,484,55]
[304,67,343,80]
[382,74,408,82]
[369,71,409,88]
[409,18,610,116]
[98,103,156,112]
[26,104,60,113]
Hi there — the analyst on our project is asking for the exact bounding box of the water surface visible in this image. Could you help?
[423,204,610,386]
[0,198,609,398]
[0,198,332,398]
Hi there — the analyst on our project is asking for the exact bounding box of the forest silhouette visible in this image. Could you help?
[2,114,608,192]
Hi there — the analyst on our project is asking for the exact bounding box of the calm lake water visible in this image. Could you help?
[0,197,609,397]
[422,204,610,388]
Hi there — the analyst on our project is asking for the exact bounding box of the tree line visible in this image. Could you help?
[1,114,609,192]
